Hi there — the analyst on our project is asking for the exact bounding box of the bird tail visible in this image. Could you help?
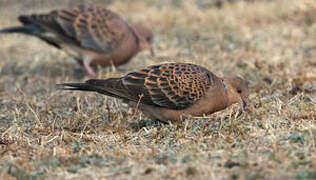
[0,14,49,34]
[57,82,99,92]
[57,79,125,99]
[0,25,38,35]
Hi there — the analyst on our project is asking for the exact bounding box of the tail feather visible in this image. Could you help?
[18,15,34,24]
[57,83,98,92]
[57,80,123,99]
[0,24,62,48]
[0,24,41,35]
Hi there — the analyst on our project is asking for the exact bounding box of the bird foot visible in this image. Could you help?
[82,63,96,77]
[86,67,97,77]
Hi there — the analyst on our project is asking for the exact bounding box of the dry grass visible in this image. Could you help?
[0,0,315,179]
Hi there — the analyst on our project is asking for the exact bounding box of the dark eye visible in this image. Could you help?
[237,89,242,94]
[146,37,151,41]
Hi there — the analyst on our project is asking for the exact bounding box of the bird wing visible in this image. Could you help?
[18,4,131,53]
[77,63,217,110]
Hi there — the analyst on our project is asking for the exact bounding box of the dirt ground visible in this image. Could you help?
[0,0,315,179]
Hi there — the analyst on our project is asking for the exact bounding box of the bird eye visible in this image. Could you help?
[237,89,242,94]
[146,37,151,41]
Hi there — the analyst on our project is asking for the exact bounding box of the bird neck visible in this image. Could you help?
[221,78,240,106]
[221,79,229,96]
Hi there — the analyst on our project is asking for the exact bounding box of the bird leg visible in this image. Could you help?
[242,98,248,110]
[239,98,251,114]
[83,57,96,77]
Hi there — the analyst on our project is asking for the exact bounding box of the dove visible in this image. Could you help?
[0,4,154,76]
[59,63,249,122]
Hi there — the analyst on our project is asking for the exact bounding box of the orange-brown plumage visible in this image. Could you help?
[59,63,249,122]
[0,4,154,76]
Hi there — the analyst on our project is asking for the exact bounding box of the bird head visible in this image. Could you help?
[223,76,249,109]
[132,23,154,56]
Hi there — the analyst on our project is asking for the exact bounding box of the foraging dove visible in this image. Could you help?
[59,63,249,122]
[0,4,154,76]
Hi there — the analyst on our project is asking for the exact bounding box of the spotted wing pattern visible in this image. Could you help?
[19,4,129,53]
[120,63,217,110]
